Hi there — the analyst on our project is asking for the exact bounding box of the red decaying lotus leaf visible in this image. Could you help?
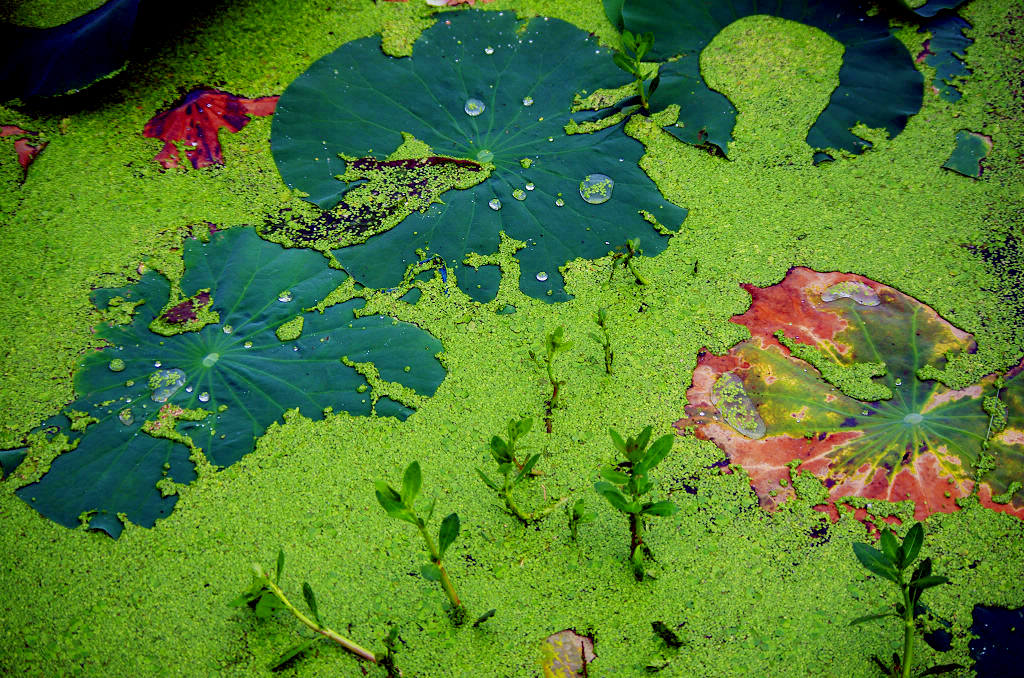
[143,89,278,169]
[161,291,210,324]
[2,125,48,175]
[676,267,1024,522]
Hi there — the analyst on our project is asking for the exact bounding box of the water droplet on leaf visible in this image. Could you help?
[202,352,220,367]
[149,368,187,403]
[108,358,126,372]
[488,198,501,211]
[536,271,548,281]
[222,325,233,334]
[525,182,535,191]
[484,46,494,54]
[464,98,485,117]
[555,198,564,207]
[512,188,526,201]
[198,392,210,403]
[118,408,134,426]
[476,149,494,162]
[244,341,253,349]
[522,96,534,106]
[579,174,614,204]
[278,291,293,303]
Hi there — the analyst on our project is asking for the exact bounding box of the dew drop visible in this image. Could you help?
[536,271,549,282]
[153,360,162,368]
[464,98,485,117]
[198,392,210,403]
[150,368,187,403]
[108,358,126,372]
[222,325,233,334]
[894,378,902,386]
[202,352,220,367]
[118,408,134,426]
[522,96,534,106]
[476,149,494,162]
[278,291,293,303]
[525,182,535,191]
[512,188,527,201]
[488,198,501,211]
[555,198,565,207]
[547,137,554,142]
[185,386,193,393]
[484,46,494,54]
[579,173,614,204]
[244,341,253,349]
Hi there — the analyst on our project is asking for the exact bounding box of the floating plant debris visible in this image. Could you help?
[143,88,278,169]
[605,0,923,156]
[271,11,686,302]
[14,228,446,538]
[943,130,992,178]
[676,267,1024,521]
[1,125,47,177]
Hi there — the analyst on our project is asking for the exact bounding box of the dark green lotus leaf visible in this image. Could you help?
[677,268,1024,522]
[943,130,991,178]
[613,0,922,156]
[918,14,972,102]
[16,227,445,537]
[271,11,687,302]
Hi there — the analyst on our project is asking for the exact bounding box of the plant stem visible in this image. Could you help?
[626,257,648,285]
[503,487,568,524]
[900,579,914,678]
[545,380,559,434]
[262,577,377,664]
[417,524,463,614]
[629,512,644,581]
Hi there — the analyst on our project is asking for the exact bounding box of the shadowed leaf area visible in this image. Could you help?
[676,267,1024,522]
[611,0,923,156]
[270,10,686,302]
[15,227,445,538]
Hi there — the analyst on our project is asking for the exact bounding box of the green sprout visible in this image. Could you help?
[377,626,401,678]
[477,417,567,523]
[588,308,614,375]
[594,426,678,580]
[613,30,659,112]
[230,549,378,670]
[375,461,466,624]
[850,523,962,678]
[530,326,573,433]
[610,238,648,285]
[566,497,596,541]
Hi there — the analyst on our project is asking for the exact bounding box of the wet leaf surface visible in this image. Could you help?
[612,0,922,156]
[271,11,686,301]
[15,227,445,537]
[676,267,1024,521]
[144,88,279,169]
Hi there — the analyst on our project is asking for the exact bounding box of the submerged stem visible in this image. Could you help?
[417,524,464,615]
[900,580,914,678]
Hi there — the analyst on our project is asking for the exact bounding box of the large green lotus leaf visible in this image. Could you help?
[16,227,445,538]
[271,11,687,302]
[614,0,923,156]
[918,13,972,103]
[676,268,1024,521]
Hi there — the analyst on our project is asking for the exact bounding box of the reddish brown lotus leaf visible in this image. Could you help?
[161,291,210,324]
[676,267,1024,522]
[2,125,47,174]
[541,629,595,677]
[143,89,279,169]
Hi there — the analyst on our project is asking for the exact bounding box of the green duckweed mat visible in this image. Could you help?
[1,1,1022,676]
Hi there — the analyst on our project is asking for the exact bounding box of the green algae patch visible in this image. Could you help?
[274,316,303,342]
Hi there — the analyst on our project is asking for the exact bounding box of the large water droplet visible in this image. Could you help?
[512,188,527,201]
[522,96,534,106]
[488,198,501,211]
[464,98,485,117]
[579,174,614,204]
[555,198,565,207]
[108,358,126,372]
[536,272,549,282]
[202,352,220,367]
[150,368,187,403]
[476,149,494,162]
[903,412,923,425]
[118,408,134,426]
[484,46,494,55]
[198,392,210,403]
[525,182,535,191]
[278,291,293,303]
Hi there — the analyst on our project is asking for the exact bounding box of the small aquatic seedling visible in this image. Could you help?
[613,30,659,112]
[375,461,466,623]
[376,626,401,678]
[230,549,378,670]
[594,427,678,580]
[850,523,962,678]
[567,497,596,541]
[530,327,573,433]
[477,417,567,524]
[588,307,614,374]
[609,238,648,285]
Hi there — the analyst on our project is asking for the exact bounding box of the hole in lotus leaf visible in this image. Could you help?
[270,11,686,302]
[820,280,880,306]
[14,227,446,538]
[540,629,595,677]
[609,0,923,156]
[676,267,1024,522]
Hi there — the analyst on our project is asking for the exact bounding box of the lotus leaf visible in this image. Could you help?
[15,227,445,537]
[918,13,972,102]
[610,0,923,156]
[270,11,687,301]
[676,267,1024,521]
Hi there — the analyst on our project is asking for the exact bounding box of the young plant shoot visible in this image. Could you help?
[589,307,614,374]
[850,523,961,678]
[530,326,572,433]
[375,461,466,624]
[477,417,566,523]
[594,426,678,580]
[567,497,596,541]
[230,549,378,670]
[610,238,648,285]
[614,30,659,112]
